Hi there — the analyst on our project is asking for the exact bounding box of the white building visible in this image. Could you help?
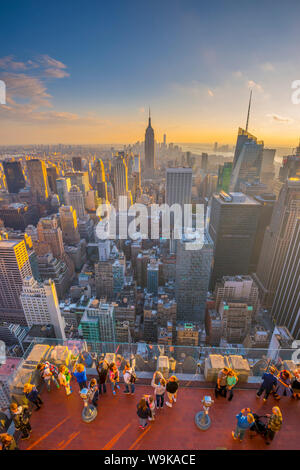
[20,276,66,339]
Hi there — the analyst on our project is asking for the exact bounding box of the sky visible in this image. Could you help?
[1,0,300,147]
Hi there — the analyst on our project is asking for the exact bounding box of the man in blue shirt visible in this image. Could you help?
[232,408,255,442]
[256,366,277,402]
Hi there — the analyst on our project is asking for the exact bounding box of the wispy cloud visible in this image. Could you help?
[0,54,110,129]
[261,62,275,72]
[207,89,214,97]
[248,80,264,93]
[266,113,293,123]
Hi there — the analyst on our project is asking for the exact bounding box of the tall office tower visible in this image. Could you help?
[94,159,107,201]
[79,299,116,344]
[232,92,253,168]
[260,149,276,188]
[144,110,155,174]
[72,156,82,171]
[147,259,159,295]
[201,173,218,199]
[68,185,85,219]
[279,155,300,182]
[163,134,167,146]
[166,168,192,208]
[65,171,90,195]
[0,240,33,325]
[218,301,253,343]
[95,261,113,299]
[250,193,276,271]
[175,230,213,323]
[37,253,73,299]
[27,159,50,200]
[46,166,58,194]
[59,206,80,245]
[36,215,65,259]
[20,276,65,339]
[214,275,260,316]
[132,154,141,197]
[56,178,71,205]
[230,139,264,191]
[112,259,125,295]
[2,160,26,193]
[112,154,128,199]
[271,218,300,339]
[209,192,261,289]
[254,178,300,307]
[201,153,208,172]
[95,159,106,183]
[217,162,232,193]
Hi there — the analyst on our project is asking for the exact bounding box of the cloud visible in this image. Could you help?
[38,55,67,69]
[266,113,293,123]
[0,55,108,129]
[233,70,243,79]
[0,56,31,71]
[2,72,52,107]
[44,68,69,78]
[261,62,275,72]
[248,80,264,93]
[207,89,214,97]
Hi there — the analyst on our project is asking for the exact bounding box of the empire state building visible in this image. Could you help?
[144,110,155,173]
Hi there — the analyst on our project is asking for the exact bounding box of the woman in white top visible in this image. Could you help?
[151,371,166,409]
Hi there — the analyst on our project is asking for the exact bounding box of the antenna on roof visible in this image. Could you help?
[245,89,252,132]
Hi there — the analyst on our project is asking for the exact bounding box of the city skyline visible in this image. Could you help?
[1,1,300,146]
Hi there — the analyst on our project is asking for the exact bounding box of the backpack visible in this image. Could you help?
[49,364,59,377]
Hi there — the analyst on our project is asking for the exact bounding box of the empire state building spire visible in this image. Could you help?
[145,108,155,174]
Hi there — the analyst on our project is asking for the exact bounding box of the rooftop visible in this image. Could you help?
[18,382,300,450]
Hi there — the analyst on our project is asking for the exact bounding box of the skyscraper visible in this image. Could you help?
[20,276,66,339]
[72,156,82,171]
[27,159,50,200]
[217,162,232,193]
[56,178,71,205]
[59,206,80,245]
[271,218,300,339]
[46,165,58,194]
[2,160,26,194]
[230,139,264,191]
[166,168,192,208]
[68,185,85,219]
[0,240,33,325]
[36,215,65,259]
[175,230,213,323]
[112,154,128,199]
[254,178,300,307]
[144,110,155,174]
[209,192,261,289]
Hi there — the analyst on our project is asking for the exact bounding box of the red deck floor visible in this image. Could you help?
[19,381,300,450]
